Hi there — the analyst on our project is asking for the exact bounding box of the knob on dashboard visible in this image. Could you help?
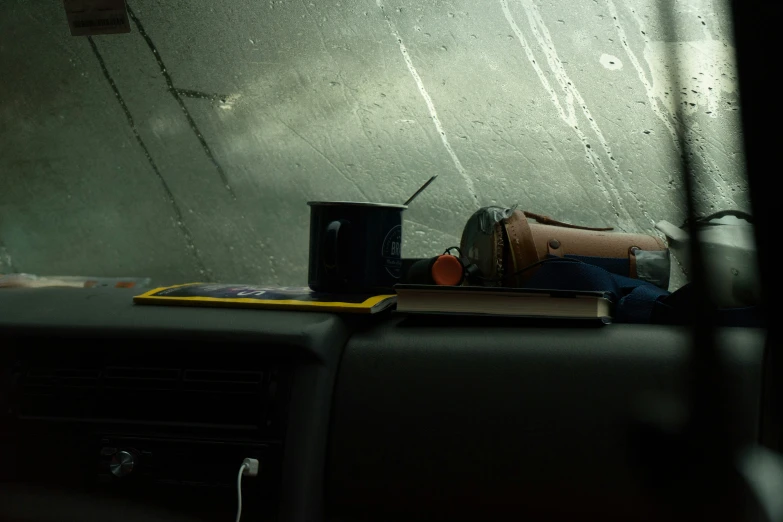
[109,450,135,478]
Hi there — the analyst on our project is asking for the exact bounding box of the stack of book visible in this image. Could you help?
[394,284,613,323]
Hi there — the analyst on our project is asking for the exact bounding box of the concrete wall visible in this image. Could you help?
[0,0,747,286]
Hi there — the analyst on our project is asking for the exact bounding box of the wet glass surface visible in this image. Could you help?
[0,0,746,286]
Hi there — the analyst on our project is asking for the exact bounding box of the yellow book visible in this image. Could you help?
[134,283,396,314]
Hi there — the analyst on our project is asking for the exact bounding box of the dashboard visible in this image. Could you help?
[0,287,766,521]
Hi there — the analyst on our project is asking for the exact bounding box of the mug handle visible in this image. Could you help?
[324,219,349,275]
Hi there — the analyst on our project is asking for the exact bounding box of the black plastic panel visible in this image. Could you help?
[0,287,352,522]
[0,287,341,362]
[0,288,768,522]
[327,318,765,522]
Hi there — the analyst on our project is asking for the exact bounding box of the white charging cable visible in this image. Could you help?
[236,458,259,522]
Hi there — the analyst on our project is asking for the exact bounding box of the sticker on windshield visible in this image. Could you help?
[63,0,131,36]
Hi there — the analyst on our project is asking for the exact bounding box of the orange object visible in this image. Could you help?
[431,255,464,286]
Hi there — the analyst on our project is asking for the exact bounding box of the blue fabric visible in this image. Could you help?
[520,259,762,326]
[563,254,630,277]
[615,284,670,323]
[522,260,668,323]
[652,284,764,327]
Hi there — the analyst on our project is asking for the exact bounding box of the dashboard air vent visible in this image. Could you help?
[15,361,270,430]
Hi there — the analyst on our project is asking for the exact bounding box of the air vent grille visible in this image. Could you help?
[15,361,273,429]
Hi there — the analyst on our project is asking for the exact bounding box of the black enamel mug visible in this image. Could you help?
[308,201,405,293]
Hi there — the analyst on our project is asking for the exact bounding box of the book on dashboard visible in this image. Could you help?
[394,285,613,322]
[134,283,396,314]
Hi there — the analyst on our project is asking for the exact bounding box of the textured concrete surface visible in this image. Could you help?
[0,0,747,286]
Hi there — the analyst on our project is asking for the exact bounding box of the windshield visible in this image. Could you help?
[0,0,745,288]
